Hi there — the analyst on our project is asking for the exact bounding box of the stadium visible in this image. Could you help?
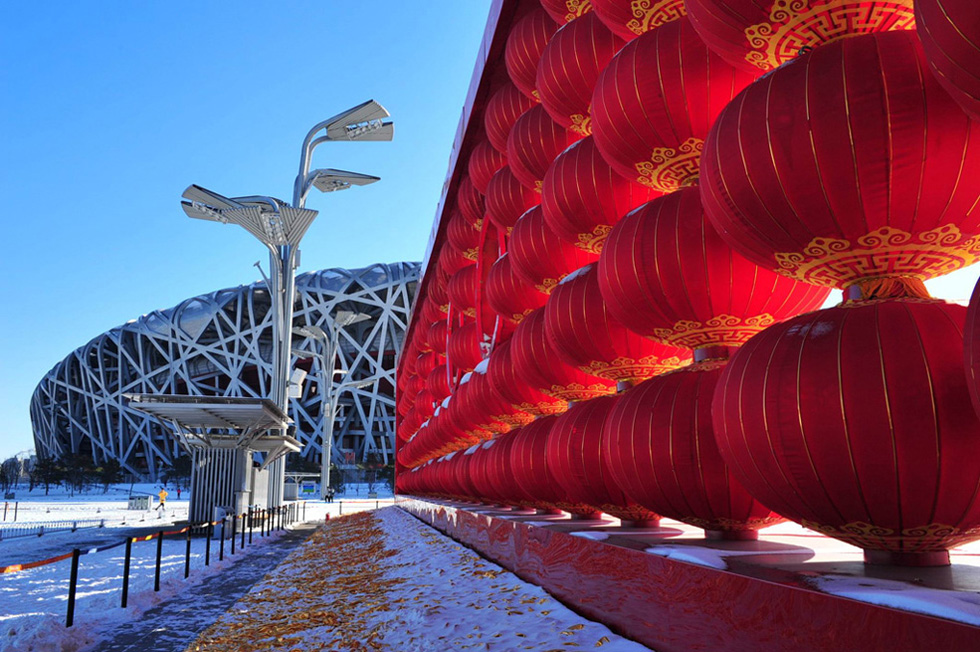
[30,261,418,481]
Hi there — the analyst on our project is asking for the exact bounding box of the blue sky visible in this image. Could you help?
[0,2,492,458]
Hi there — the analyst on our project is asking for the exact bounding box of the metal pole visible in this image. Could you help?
[66,549,81,627]
[248,508,254,544]
[320,327,338,493]
[219,519,225,562]
[121,537,133,608]
[184,528,192,578]
[230,515,236,555]
[154,531,164,592]
[205,523,212,566]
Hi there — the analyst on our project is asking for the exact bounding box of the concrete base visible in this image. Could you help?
[400,498,980,652]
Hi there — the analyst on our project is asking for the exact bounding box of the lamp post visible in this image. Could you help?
[293,311,370,494]
[180,101,393,510]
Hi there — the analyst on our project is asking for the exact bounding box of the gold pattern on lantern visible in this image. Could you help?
[635,137,703,192]
[563,0,592,23]
[516,400,567,416]
[463,247,479,261]
[773,224,980,288]
[800,520,980,551]
[534,179,544,194]
[683,515,783,530]
[576,224,613,254]
[628,0,687,35]
[535,277,562,294]
[569,114,592,137]
[742,0,915,71]
[652,314,775,349]
[580,354,687,382]
[544,382,615,401]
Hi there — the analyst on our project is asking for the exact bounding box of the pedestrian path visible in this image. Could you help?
[87,523,318,652]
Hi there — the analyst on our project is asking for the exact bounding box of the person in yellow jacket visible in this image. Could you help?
[158,487,168,510]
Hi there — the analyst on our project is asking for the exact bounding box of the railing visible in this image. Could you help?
[0,502,309,627]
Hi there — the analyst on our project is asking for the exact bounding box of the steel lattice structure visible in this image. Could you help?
[30,261,419,480]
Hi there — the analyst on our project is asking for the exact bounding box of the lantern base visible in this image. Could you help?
[538,508,565,515]
[570,511,603,521]
[864,549,951,567]
[705,529,758,541]
[620,518,660,529]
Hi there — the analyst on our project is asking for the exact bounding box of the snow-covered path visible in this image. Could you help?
[189,506,652,651]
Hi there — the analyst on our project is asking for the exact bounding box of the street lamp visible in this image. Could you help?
[292,311,370,493]
[180,101,392,510]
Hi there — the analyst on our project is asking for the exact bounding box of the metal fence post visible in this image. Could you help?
[248,508,253,545]
[66,548,81,627]
[219,518,226,561]
[230,515,236,555]
[184,528,192,578]
[154,531,164,591]
[205,522,212,566]
[121,537,133,608]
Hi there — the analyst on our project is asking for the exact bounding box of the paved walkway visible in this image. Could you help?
[88,523,319,652]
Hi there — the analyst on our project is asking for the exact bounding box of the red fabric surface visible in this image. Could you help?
[426,364,452,403]
[491,430,537,507]
[511,416,595,513]
[917,0,980,121]
[507,105,582,193]
[967,279,980,418]
[509,205,597,295]
[539,0,592,25]
[456,175,486,228]
[485,165,539,235]
[541,136,661,254]
[426,319,448,354]
[447,264,479,319]
[446,210,481,261]
[713,299,980,556]
[415,351,445,378]
[467,139,508,194]
[544,263,691,382]
[486,338,568,416]
[597,187,829,348]
[686,0,914,73]
[511,307,617,401]
[591,17,756,193]
[505,8,559,102]
[537,13,624,136]
[485,252,548,326]
[607,359,782,535]
[547,394,662,523]
[484,81,538,154]
[592,0,686,40]
[700,31,980,289]
[447,320,484,375]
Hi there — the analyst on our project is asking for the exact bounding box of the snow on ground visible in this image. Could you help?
[0,484,392,652]
[189,506,652,651]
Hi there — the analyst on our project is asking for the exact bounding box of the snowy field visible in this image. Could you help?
[0,484,394,652]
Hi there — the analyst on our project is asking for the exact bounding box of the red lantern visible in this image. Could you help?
[448,264,479,319]
[486,252,549,325]
[448,321,484,374]
[714,299,980,565]
[548,394,661,525]
[510,206,597,294]
[511,416,601,515]
[917,0,980,122]
[456,176,485,228]
[471,370,534,430]
[540,0,592,25]
[485,165,539,235]
[592,0,686,40]
[487,338,567,416]
[542,136,661,254]
[606,359,779,538]
[507,105,581,193]
[511,307,617,401]
[545,264,690,382]
[427,364,452,403]
[446,210,481,262]
[415,351,444,379]
[411,321,433,354]
[505,8,559,102]
[537,13,625,136]
[437,246,471,279]
[468,140,508,194]
[485,82,538,154]
[487,431,536,508]
[598,187,829,349]
[701,31,980,295]
[686,0,914,73]
[427,319,448,354]
[591,17,756,193]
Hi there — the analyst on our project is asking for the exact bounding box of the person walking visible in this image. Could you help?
[157,487,169,515]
